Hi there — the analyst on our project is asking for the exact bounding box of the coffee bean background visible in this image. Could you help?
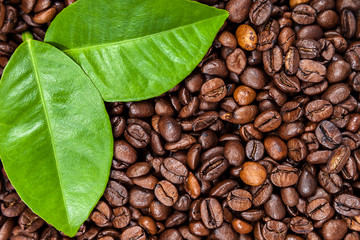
[2,0,360,239]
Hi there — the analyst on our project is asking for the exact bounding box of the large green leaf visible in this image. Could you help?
[0,37,113,237]
[44,0,228,101]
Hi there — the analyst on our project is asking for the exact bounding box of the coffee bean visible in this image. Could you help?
[327,145,350,173]
[226,48,247,75]
[113,206,130,229]
[262,220,288,240]
[129,186,154,209]
[249,0,272,26]
[158,116,181,143]
[232,218,253,234]
[200,198,223,229]
[225,0,252,23]
[305,99,333,122]
[199,155,229,181]
[239,161,267,186]
[290,216,313,234]
[160,157,188,184]
[1,192,26,217]
[254,110,282,132]
[321,219,348,240]
[322,83,351,105]
[334,194,360,217]
[270,165,299,187]
[224,140,245,166]
[263,46,283,77]
[307,198,332,221]
[154,180,178,207]
[200,77,226,103]
[297,169,317,197]
[120,226,146,240]
[264,135,287,161]
[236,24,258,51]
[245,140,264,161]
[315,120,342,149]
[278,27,296,53]
[292,4,317,25]
[227,189,252,211]
[296,59,326,83]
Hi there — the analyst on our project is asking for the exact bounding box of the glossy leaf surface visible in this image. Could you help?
[45,0,228,101]
[0,39,113,237]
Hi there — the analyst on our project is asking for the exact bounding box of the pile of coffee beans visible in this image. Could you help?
[2,0,360,239]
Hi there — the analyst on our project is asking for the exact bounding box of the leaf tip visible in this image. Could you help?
[22,31,34,42]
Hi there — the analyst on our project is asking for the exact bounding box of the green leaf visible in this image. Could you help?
[44,0,228,102]
[0,38,113,237]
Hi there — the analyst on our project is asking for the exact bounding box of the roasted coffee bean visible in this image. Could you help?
[321,219,348,240]
[273,71,300,93]
[307,198,332,221]
[327,145,350,173]
[318,169,342,194]
[345,41,360,71]
[158,116,181,143]
[104,181,129,207]
[262,220,288,240]
[305,99,333,122]
[113,206,131,229]
[160,157,188,184]
[202,58,228,78]
[281,187,299,207]
[270,165,299,187]
[254,109,282,132]
[292,4,317,25]
[240,67,266,89]
[227,189,252,211]
[327,60,351,83]
[290,216,313,234]
[200,198,223,229]
[199,155,229,181]
[257,19,280,51]
[165,133,196,152]
[129,186,154,209]
[287,138,308,162]
[90,201,112,228]
[296,59,326,83]
[226,48,247,75]
[279,27,296,54]
[225,0,252,23]
[233,85,256,106]
[236,24,258,51]
[281,101,304,123]
[297,169,317,197]
[315,120,342,149]
[264,135,287,161]
[1,192,26,217]
[120,226,146,240]
[124,123,150,148]
[296,39,320,60]
[317,10,339,29]
[245,140,264,161]
[239,161,267,186]
[189,220,210,236]
[200,77,226,102]
[224,140,245,166]
[334,194,360,217]
[154,180,178,207]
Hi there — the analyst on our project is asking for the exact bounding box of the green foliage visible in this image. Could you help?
[45,0,228,101]
[0,38,113,237]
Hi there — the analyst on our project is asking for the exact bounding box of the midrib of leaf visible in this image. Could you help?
[27,40,71,232]
[62,14,227,54]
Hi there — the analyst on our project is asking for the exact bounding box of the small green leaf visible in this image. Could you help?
[0,39,113,237]
[44,0,228,102]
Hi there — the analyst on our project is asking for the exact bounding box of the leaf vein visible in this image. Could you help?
[27,40,72,232]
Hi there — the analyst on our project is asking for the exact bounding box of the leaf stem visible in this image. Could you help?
[22,31,34,42]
